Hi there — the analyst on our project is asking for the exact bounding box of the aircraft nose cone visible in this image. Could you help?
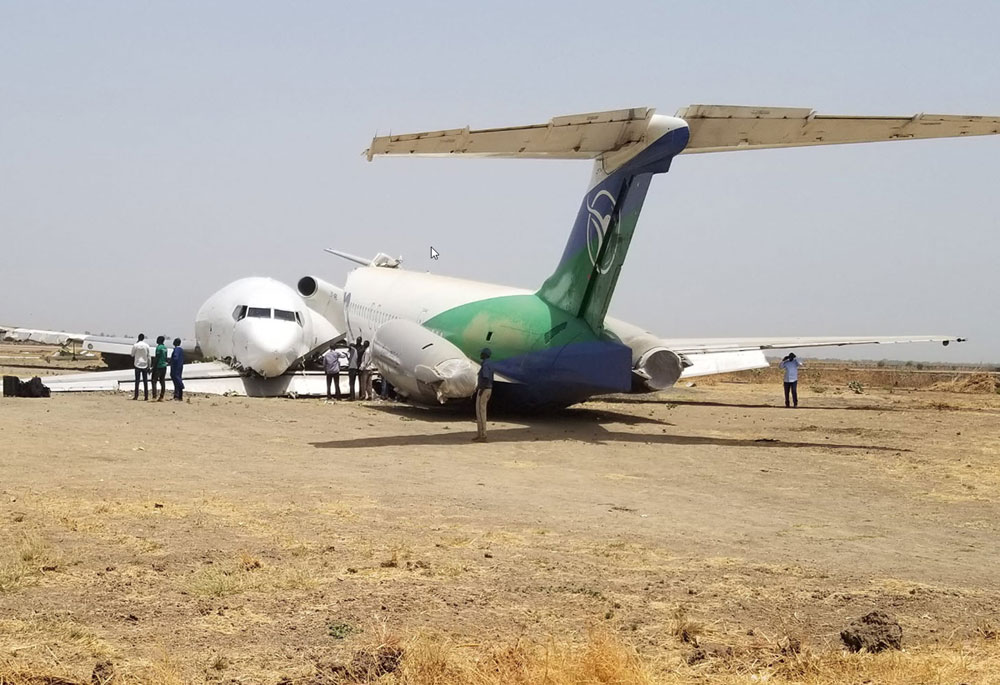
[235,321,304,377]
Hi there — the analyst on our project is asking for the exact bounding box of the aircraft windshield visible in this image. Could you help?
[273,309,297,322]
[247,307,271,318]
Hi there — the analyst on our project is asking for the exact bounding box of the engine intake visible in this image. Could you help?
[296,276,346,334]
[372,319,478,404]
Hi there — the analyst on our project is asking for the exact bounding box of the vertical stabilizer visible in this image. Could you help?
[536,116,690,330]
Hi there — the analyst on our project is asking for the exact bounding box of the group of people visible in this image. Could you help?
[320,336,380,401]
[321,339,496,440]
[131,334,185,401]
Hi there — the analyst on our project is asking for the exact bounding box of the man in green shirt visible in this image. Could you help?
[152,335,169,401]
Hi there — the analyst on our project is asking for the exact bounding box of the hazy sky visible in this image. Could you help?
[2,1,997,363]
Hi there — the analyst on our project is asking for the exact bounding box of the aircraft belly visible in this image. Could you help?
[493,339,632,408]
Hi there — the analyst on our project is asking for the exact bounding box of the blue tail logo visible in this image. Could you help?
[586,190,618,274]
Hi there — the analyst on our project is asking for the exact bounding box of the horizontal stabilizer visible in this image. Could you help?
[365,108,653,161]
[677,105,1000,154]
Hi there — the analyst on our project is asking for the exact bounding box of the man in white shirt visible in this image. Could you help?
[779,352,803,408]
[347,336,362,400]
[320,343,342,400]
[131,333,151,401]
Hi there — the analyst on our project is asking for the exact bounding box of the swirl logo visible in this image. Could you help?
[585,190,618,274]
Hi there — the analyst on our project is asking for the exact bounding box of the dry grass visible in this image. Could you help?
[184,551,317,597]
[0,535,54,593]
[1,624,1000,684]
[388,628,656,685]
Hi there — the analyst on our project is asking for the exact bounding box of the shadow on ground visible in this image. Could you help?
[311,423,901,451]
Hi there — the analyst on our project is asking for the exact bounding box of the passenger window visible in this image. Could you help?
[247,307,271,318]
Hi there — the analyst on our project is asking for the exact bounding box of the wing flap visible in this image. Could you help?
[677,105,1000,154]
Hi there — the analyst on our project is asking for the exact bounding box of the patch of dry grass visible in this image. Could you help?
[184,551,317,597]
[2,626,1000,684]
[0,535,55,593]
[392,628,656,685]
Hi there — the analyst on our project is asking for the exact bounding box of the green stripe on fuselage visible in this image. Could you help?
[423,294,605,363]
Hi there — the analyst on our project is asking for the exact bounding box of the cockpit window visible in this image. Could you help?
[233,305,248,321]
[274,309,297,323]
[247,307,271,318]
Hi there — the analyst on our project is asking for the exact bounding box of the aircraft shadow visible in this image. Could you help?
[310,426,899,451]
[607,397,904,412]
[369,403,670,426]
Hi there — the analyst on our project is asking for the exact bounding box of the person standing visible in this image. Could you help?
[359,340,375,400]
[131,334,151,400]
[169,338,185,401]
[473,347,494,442]
[347,336,362,400]
[320,343,342,400]
[150,336,168,401]
[779,352,803,408]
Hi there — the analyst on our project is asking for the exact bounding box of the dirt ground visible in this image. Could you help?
[2,345,1000,682]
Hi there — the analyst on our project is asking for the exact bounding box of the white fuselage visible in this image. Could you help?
[342,267,526,342]
[194,277,313,377]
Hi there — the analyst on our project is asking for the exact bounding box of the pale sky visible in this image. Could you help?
[2,1,997,363]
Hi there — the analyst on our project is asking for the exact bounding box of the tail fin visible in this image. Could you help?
[536,117,689,330]
[365,107,690,329]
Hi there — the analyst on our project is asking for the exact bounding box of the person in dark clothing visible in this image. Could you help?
[152,335,168,401]
[473,347,494,442]
[170,338,185,401]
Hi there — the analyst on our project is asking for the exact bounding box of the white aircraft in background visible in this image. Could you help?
[320,104,994,408]
[5,275,347,394]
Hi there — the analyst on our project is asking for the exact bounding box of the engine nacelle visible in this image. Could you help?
[371,319,479,404]
[631,346,686,392]
[297,276,347,333]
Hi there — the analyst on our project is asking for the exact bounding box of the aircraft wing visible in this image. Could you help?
[2,327,197,359]
[676,105,1000,154]
[2,326,87,346]
[665,335,966,355]
[669,336,965,379]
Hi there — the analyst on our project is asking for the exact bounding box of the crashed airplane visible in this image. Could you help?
[11,105,996,402]
[330,105,993,408]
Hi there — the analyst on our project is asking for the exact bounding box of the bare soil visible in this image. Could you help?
[2,344,1000,682]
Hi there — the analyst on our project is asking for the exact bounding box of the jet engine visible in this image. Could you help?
[630,345,687,392]
[371,319,479,404]
[297,276,347,333]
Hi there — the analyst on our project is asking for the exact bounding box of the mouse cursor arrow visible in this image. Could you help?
[430,246,440,260]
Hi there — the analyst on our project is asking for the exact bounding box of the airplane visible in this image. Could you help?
[5,275,348,394]
[326,105,996,409]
